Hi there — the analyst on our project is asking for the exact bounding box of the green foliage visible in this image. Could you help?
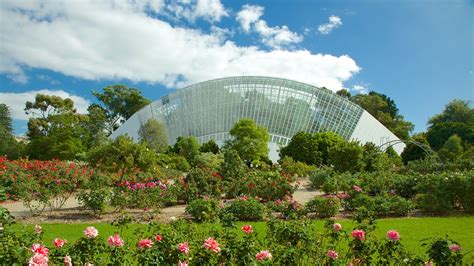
[401,133,431,164]
[362,142,391,172]
[172,136,200,166]
[25,94,89,160]
[226,118,270,162]
[241,170,296,201]
[328,141,364,173]
[168,155,191,172]
[280,156,316,177]
[279,131,321,165]
[422,235,464,264]
[87,135,158,180]
[305,196,341,218]
[219,150,247,198]
[280,131,345,167]
[426,99,474,151]
[308,167,333,189]
[199,139,220,154]
[194,152,224,171]
[0,104,25,159]
[77,188,110,216]
[226,198,265,221]
[438,134,464,162]
[92,85,151,134]
[186,198,220,222]
[182,168,222,202]
[139,118,169,153]
[83,104,108,149]
[351,92,414,139]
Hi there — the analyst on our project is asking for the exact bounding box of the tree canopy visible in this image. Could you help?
[92,85,151,135]
[0,104,24,159]
[226,118,270,163]
[139,118,169,153]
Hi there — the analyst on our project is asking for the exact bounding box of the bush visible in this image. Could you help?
[226,198,264,221]
[182,168,222,202]
[77,188,110,215]
[240,170,296,201]
[186,198,220,222]
[308,168,332,189]
[305,196,341,218]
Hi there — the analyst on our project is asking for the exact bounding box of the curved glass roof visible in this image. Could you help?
[124,76,364,145]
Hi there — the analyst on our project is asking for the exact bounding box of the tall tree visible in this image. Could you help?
[172,136,201,166]
[351,92,414,139]
[400,133,431,164]
[226,118,270,163]
[25,94,88,160]
[92,85,151,135]
[0,104,24,159]
[139,118,169,153]
[426,100,474,150]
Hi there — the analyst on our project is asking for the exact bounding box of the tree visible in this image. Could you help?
[87,135,158,180]
[426,100,474,151]
[362,142,390,172]
[139,118,169,153]
[279,132,320,165]
[328,141,364,173]
[226,119,270,163]
[0,104,24,159]
[92,85,151,135]
[351,92,414,139]
[83,104,108,149]
[336,89,351,98]
[400,133,431,164]
[172,136,200,166]
[200,139,220,154]
[24,94,88,160]
[438,134,464,162]
[280,131,345,166]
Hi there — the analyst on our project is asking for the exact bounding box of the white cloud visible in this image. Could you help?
[236,5,302,49]
[236,5,264,32]
[0,90,91,120]
[166,0,228,22]
[351,84,369,94]
[318,16,342,34]
[0,1,359,92]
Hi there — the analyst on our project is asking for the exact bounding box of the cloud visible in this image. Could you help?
[0,90,91,120]
[236,5,302,49]
[166,0,228,22]
[0,1,359,91]
[318,16,342,34]
[351,84,369,94]
[236,5,264,32]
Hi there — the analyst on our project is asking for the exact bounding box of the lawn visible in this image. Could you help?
[11,216,474,262]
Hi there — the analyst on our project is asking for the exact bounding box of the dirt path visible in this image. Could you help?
[1,178,321,223]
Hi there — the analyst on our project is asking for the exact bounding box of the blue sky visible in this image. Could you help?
[0,0,472,135]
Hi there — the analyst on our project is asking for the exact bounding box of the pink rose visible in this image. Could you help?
[327,250,338,260]
[178,260,188,266]
[386,230,400,242]
[241,225,253,234]
[178,242,189,254]
[64,255,72,266]
[255,250,272,261]
[202,237,221,252]
[34,224,42,234]
[333,223,342,232]
[83,226,98,238]
[53,238,66,249]
[108,234,124,247]
[29,253,48,266]
[31,243,49,255]
[353,185,362,192]
[449,244,461,252]
[155,234,163,242]
[137,239,153,249]
[351,229,365,241]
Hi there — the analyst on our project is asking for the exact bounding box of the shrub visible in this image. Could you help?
[308,168,332,189]
[77,188,110,215]
[226,198,264,221]
[305,196,341,218]
[186,198,220,222]
[240,170,296,201]
[182,168,222,202]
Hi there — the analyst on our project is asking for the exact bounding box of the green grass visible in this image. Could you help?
[11,216,474,262]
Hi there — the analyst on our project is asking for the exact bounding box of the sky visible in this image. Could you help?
[0,0,472,136]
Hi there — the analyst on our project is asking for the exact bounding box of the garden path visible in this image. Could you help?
[1,178,321,222]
